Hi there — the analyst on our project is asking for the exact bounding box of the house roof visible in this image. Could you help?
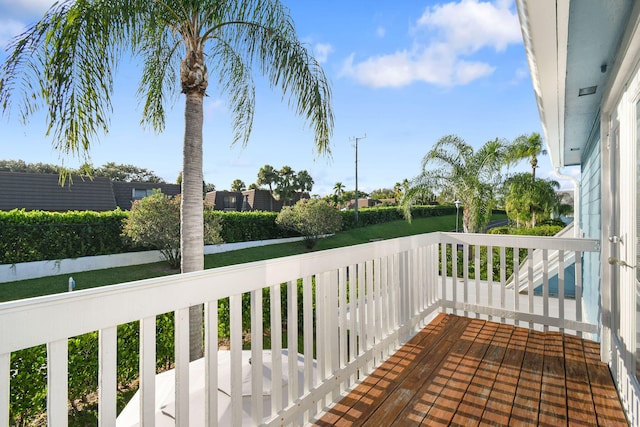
[0,172,117,211]
[516,0,632,168]
[0,172,181,211]
[112,181,181,210]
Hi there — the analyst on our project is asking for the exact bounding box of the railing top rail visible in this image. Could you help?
[0,232,440,354]
[439,232,600,252]
[0,231,601,354]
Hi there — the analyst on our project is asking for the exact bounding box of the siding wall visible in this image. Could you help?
[580,132,602,330]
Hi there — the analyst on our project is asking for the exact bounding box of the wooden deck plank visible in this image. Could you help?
[509,329,545,426]
[316,313,463,426]
[381,318,484,426]
[451,322,513,426]
[420,320,497,425]
[563,333,598,426]
[314,314,628,427]
[371,316,478,426]
[479,325,528,426]
[539,331,567,425]
[583,339,628,426]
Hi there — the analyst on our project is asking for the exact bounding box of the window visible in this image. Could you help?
[223,195,236,210]
[132,188,155,200]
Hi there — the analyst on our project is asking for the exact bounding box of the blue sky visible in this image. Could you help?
[0,0,576,196]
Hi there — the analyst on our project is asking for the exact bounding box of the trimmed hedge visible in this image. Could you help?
[341,205,456,230]
[0,209,132,264]
[1,205,461,264]
[207,210,298,243]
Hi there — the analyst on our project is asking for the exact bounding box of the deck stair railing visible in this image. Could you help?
[0,232,599,426]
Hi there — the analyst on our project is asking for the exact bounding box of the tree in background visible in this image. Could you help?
[333,181,345,206]
[403,135,510,233]
[230,179,246,192]
[276,199,342,248]
[257,164,279,210]
[0,159,165,183]
[504,173,560,227]
[88,162,164,182]
[0,159,60,174]
[509,132,547,179]
[256,164,314,206]
[1,0,333,359]
[122,190,222,268]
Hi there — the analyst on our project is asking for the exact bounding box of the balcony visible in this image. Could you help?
[0,232,627,425]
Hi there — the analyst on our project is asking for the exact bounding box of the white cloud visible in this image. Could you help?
[376,26,386,38]
[342,0,521,88]
[313,43,334,64]
[0,0,55,16]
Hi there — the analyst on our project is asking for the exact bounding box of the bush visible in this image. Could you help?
[340,205,457,230]
[208,211,298,243]
[0,209,131,264]
[276,199,342,248]
[122,191,223,268]
[488,224,564,237]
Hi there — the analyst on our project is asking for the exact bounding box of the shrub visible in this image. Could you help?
[0,209,131,264]
[276,199,342,248]
[122,191,223,268]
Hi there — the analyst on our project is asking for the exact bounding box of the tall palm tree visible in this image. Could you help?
[295,170,314,193]
[0,0,333,359]
[510,132,547,180]
[402,135,510,233]
[257,164,279,210]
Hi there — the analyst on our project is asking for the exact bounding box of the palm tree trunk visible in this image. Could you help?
[182,90,205,360]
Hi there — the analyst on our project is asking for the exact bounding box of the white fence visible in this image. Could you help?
[0,232,600,426]
[0,236,310,283]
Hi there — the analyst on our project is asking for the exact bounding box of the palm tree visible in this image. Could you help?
[230,179,246,192]
[504,173,560,227]
[295,170,314,193]
[0,0,333,359]
[257,164,279,210]
[402,135,510,233]
[510,132,547,179]
[333,181,345,207]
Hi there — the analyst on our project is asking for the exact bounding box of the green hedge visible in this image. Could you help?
[340,205,456,230]
[207,211,298,243]
[0,209,132,264]
[1,205,458,264]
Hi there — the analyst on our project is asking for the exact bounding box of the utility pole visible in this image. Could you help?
[351,134,366,224]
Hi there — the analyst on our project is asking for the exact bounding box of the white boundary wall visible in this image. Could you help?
[0,237,308,283]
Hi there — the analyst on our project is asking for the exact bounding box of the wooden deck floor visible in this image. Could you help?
[314,313,628,426]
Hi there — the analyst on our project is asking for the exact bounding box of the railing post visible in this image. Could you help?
[98,326,117,426]
[139,316,156,426]
[47,339,68,427]
[0,353,9,427]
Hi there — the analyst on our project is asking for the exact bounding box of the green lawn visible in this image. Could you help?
[0,214,506,303]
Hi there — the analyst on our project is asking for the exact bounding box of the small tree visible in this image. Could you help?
[276,199,342,248]
[230,179,247,192]
[123,191,222,268]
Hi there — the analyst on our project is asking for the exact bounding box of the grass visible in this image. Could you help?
[0,214,506,303]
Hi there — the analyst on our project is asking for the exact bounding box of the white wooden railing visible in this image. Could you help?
[0,232,599,426]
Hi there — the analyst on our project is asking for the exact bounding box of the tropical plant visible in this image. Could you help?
[504,173,560,227]
[402,135,510,233]
[230,179,246,192]
[85,162,165,183]
[257,164,279,210]
[509,132,547,179]
[1,0,333,358]
[122,191,223,268]
[276,198,342,248]
[0,159,61,174]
